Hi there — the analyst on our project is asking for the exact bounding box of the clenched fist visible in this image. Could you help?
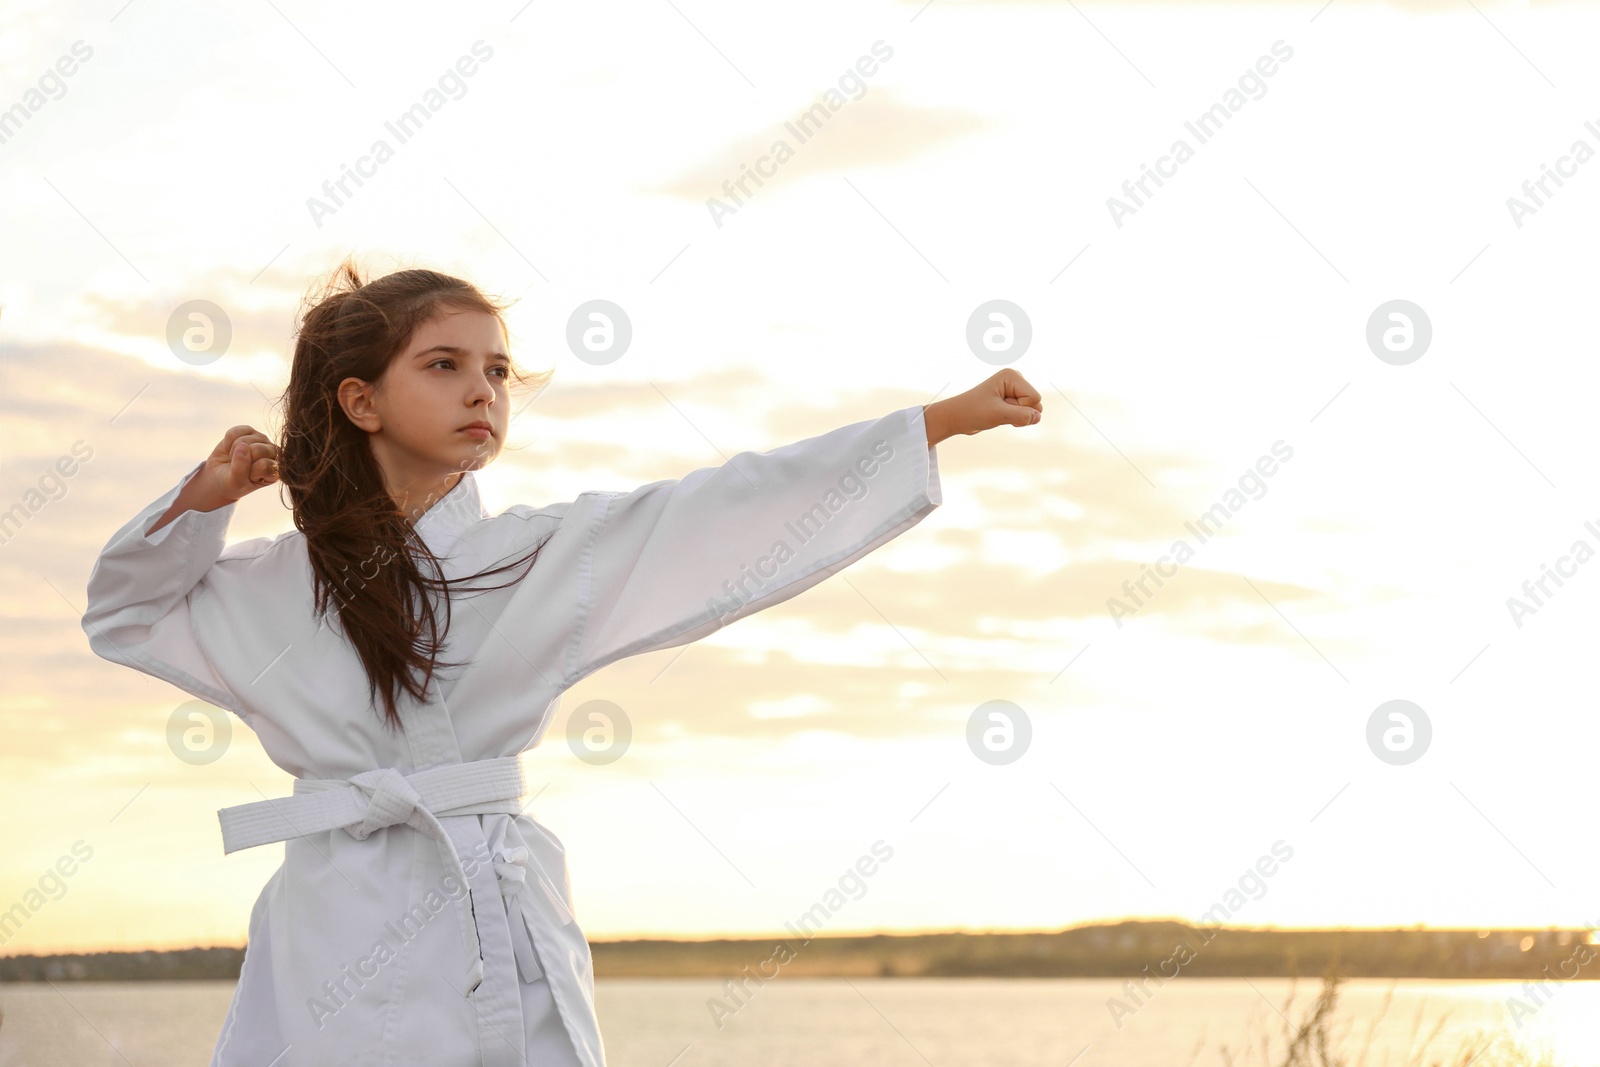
[145,425,280,537]
[924,369,1044,446]
[203,425,280,503]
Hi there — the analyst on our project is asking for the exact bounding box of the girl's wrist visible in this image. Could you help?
[922,400,956,447]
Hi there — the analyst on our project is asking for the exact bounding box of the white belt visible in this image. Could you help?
[216,756,572,992]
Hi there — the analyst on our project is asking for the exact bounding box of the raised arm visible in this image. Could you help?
[556,369,1043,684]
[82,461,243,713]
[81,427,281,715]
[560,403,941,687]
[559,372,1044,688]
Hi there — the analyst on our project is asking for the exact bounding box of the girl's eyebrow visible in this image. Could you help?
[414,345,510,361]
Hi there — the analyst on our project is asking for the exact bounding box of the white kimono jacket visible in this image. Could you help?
[81,404,942,1067]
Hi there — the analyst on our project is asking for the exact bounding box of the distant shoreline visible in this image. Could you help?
[4,920,1594,983]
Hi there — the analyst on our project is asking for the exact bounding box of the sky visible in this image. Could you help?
[4,0,1600,956]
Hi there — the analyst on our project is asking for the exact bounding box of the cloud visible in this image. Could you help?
[645,88,989,205]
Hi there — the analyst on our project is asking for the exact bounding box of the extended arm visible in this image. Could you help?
[561,403,943,687]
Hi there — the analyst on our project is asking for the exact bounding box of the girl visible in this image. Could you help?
[81,260,1043,1066]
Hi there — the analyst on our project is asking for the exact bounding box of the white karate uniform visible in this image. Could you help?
[81,404,942,1067]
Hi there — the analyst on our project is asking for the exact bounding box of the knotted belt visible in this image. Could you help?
[216,756,574,994]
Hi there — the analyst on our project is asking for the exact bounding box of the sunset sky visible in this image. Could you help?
[5,0,1600,956]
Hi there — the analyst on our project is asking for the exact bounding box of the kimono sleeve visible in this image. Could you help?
[562,403,942,687]
[81,460,244,716]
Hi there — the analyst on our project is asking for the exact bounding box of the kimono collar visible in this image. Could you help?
[412,470,489,555]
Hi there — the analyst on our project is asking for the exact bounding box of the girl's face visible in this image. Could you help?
[338,307,511,507]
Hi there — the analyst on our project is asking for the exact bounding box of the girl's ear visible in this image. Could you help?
[337,376,381,433]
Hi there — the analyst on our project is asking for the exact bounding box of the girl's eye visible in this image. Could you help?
[429,359,510,380]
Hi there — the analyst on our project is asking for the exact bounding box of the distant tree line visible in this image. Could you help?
[2,922,1592,982]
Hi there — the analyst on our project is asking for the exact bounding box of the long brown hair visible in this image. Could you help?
[273,256,555,732]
